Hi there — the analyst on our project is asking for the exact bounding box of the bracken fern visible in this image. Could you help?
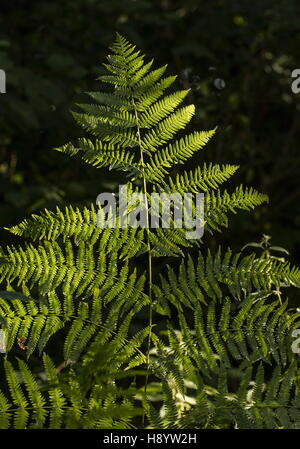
[0,33,300,429]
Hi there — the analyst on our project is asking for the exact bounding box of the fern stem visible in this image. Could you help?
[132,96,153,426]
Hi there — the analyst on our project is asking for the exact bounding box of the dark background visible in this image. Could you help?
[0,0,300,269]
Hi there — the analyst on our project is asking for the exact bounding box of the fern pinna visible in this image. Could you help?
[0,33,300,429]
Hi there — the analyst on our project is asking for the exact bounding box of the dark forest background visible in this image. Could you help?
[0,0,300,285]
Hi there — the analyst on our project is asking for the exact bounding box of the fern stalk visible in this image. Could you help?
[131,96,153,424]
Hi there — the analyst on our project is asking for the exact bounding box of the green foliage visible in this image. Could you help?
[0,34,300,429]
[1,1,300,270]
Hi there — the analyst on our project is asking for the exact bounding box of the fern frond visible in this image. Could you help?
[138,89,190,128]
[1,33,297,430]
[143,129,216,182]
[164,163,239,194]
[155,249,300,310]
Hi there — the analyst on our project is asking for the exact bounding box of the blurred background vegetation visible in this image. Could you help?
[0,0,299,273]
